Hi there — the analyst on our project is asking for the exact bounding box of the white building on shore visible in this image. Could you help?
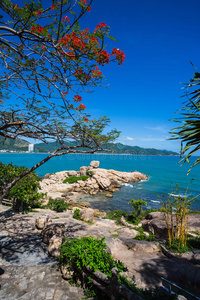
[28,144,34,153]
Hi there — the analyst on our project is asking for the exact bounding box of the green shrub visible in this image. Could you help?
[135,232,155,241]
[46,198,70,212]
[59,236,126,277]
[165,238,191,253]
[0,161,43,211]
[104,210,127,222]
[86,170,94,176]
[63,175,89,184]
[73,208,81,220]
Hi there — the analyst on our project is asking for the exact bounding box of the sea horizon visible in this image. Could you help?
[1,153,200,212]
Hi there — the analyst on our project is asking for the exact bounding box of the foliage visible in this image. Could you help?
[46,198,70,212]
[135,232,156,241]
[0,161,43,210]
[63,175,89,184]
[165,238,191,253]
[104,210,127,222]
[86,170,94,176]
[170,68,200,173]
[59,236,126,277]
[161,185,197,250]
[73,208,81,220]
[0,0,123,202]
[129,199,147,217]
[105,208,158,226]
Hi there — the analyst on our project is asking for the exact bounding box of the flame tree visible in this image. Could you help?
[0,0,125,202]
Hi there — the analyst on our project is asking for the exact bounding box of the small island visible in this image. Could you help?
[39,160,148,203]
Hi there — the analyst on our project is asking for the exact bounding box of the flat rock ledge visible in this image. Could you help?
[39,160,148,201]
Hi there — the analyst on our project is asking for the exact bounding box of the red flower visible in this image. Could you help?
[92,66,102,77]
[83,116,89,122]
[80,0,87,4]
[50,4,57,10]
[96,50,110,65]
[94,22,107,33]
[62,90,68,95]
[111,48,125,65]
[31,25,45,34]
[35,10,42,16]
[62,16,70,23]
[79,103,86,110]
[74,95,82,102]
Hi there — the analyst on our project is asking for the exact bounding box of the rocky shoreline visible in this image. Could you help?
[39,160,148,203]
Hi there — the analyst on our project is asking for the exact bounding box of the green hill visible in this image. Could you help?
[34,141,178,156]
[0,136,29,152]
[108,143,178,156]
[0,137,179,156]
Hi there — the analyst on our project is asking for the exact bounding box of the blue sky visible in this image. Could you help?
[2,0,200,153]
[78,0,200,152]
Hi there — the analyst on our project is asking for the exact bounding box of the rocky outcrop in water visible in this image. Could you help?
[39,161,148,200]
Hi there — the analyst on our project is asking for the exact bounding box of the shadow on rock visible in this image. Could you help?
[138,256,200,297]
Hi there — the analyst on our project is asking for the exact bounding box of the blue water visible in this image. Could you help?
[0,153,200,212]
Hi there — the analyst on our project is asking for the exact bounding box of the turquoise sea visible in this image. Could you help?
[0,153,200,212]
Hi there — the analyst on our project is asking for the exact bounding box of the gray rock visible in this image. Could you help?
[41,223,65,244]
[79,208,95,223]
[117,228,138,239]
[35,216,52,230]
[68,171,77,176]
[119,237,159,252]
[90,161,100,168]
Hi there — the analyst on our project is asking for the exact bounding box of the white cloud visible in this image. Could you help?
[123,135,169,142]
[145,126,167,133]
[125,136,135,141]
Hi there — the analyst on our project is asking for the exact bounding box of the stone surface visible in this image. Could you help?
[90,160,100,168]
[48,236,63,258]
[106,193,113,198]
[142,212,200,238]
[79,208,95,223]
[1,206,200,298]
[39,162,148,201]
[41,223,65,244]
[35,216,52,230]
[117,227,138,239]
[0,208,84,300]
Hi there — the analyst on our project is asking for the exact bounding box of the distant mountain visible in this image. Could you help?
[109,143,178,156]
[0,136,29,152]
[0,137,179,156]
[34,141,178,156]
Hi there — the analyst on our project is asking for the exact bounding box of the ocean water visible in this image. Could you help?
[0,153,200,212]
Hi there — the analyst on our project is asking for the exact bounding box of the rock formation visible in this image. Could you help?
[39,160,148,200]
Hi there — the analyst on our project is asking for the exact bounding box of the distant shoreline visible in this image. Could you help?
[0,152,179,157]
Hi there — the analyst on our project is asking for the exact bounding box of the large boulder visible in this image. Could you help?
[35,216,52,230]
[141,212,168,238]
[79,208,95,223]
[48,236,63,258]
[53,183,74,193]
[68,171,77,176]
[142,212,200,238]
[117,228,138,239]
[119,237,159,253]
[93,174,111,190]
[41,223,65,244]
[90,161,100,168]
